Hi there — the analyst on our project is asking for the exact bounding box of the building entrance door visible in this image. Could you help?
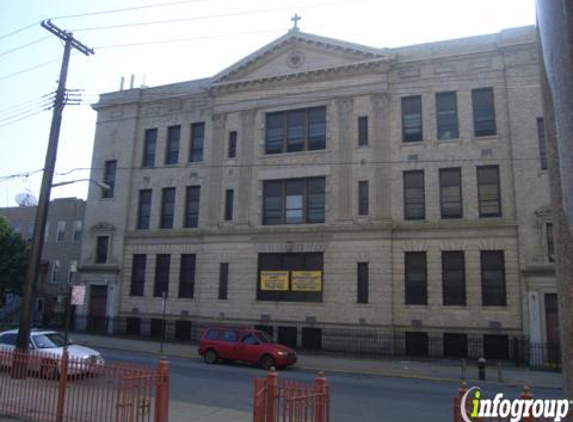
[544,293,560,365]
[87,285,108,333]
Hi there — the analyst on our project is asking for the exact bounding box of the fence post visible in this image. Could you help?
[265,368,277,422]
[56,350,69,422]
[154,357,170,422]
[453,381,467,422]
[315,371,327,422]
[520,386,534,422]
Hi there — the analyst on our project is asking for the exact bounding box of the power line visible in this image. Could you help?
[0,57,61,81]
[0,108,51,129]
[0,92,54,115]
[0,21,41,42]
[0,36,51,58]
[0,101,53,122]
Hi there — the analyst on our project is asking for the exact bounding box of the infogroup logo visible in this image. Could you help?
[460,387,571,422]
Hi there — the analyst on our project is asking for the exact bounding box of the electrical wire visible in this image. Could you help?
[0,108,51,128]
[0,57,61,81]
[0,21,41,41]
[0,36,52,58]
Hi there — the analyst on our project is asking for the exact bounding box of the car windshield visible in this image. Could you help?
[33,333,66,349]
[255,332,273,344]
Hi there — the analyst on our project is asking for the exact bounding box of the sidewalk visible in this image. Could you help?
[70,332,562,390]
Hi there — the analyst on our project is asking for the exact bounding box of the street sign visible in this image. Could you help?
[70,285,86,305]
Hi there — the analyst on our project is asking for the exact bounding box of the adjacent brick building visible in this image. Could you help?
[77,25,557,360]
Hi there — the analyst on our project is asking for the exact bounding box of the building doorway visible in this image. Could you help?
[544,293,560,365]
[87,285,108,333]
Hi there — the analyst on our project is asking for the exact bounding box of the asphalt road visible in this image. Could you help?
[99,347,563,422]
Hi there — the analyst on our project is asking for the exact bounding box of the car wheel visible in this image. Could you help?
[204,349,218,364]
[260,355,275,371]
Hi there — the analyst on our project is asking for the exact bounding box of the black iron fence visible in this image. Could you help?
[6,314,561,371]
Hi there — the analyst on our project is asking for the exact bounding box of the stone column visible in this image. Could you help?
[207,113,225,227]
[371,93,391,220]
[237,110,256,227]
[336,97,354,222]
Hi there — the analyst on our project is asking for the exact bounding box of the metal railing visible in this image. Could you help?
[0,348,170,422]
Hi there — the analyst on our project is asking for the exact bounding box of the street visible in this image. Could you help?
[99,347,562,422]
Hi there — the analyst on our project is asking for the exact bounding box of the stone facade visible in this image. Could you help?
[78,26,556,357]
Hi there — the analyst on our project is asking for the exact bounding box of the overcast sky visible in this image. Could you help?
[0,0,536,207]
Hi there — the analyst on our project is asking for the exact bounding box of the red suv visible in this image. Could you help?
[198,327,297,370]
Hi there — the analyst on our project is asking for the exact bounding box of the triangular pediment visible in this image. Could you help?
[211,30,390,86]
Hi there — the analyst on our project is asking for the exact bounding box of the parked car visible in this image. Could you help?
[198,327,297,370]
[0,328,105,375]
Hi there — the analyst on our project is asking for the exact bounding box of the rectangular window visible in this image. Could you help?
[184,186,201,228]
[442,251,466,305]
[547,223,555,262]
[142,129,157,167]
[405,252,427,305]
[262,177,325,225]
[439,168,462,218]
[402,96,422,142]
[537,118,548,170]
[219,263,229,300]
[179,254,196,298]
[73,220,82,242]
[477,165,501,217]
[68,260,77,284]
[96,236,109,264]
[436,92,459,140]
[228,131,237,158]
[403,170,425,220]
[189,122,205,162]
[257,253,323,302]
[265,107,326,154]
[137,189,152,229]
[358,116,368,146]
[472,88,496,137]
[481,250,506,306]
[130,254,146,296]
[50,260,60,283]
[44,222,49,243]
[154,254,170,297]
[357,262,369,304]
[103,160,116,198]
[160,187,176,229]
[165,125,180,165]
[224,189,234,221]
[56,221,66,242]
[358,181,369,216]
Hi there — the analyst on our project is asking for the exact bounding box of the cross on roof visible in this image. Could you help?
[291,14,301,31]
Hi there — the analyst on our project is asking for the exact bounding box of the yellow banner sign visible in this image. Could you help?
[291,271,322,292]
[260,271,289,291]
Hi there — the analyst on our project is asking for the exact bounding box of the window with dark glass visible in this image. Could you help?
[160,187,176,229]
[442,251,466,305]
[165,126,180,165]
[472,88,496,137]
[358,181,369,216]
[263,177,325,225]
[224,189,234,221]
[403,170,425,220]
[154,254,170,297]
[402,96,422,142]
[257,253,323,302]
[103,160,116,198]
[477,165,501,217]
[265,107,326,154]
[405,252,427,305]
[179,254,195,298]
[219,263,229,300]
[439,168,462,218]
[189,122,205,162]
[481,250,506,306]
[537,118,548,170]
[95,236,109,264]
[547,223,555,262]
[357,262,369,304]
[143,129,157,167]
[184,186,200,228]
[436,92,459,139]
[228,131,237,158]
[137,189,152,229]
[130,254,146,296]
[358,116,368,146]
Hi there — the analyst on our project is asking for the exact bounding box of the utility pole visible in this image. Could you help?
[15,20,94,356]
[535,0,573,404]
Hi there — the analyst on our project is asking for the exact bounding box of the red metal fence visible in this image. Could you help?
[253,369,329,422]
[0,349,170,422]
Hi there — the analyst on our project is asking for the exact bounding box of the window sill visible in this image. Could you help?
[261,148,329,159]
[400,141,424,147]
[473,135,498,142]
[436,138,461,144]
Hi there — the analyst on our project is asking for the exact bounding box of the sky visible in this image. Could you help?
[0,0,536,208]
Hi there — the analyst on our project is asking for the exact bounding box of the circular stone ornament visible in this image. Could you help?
[286,50,305,69]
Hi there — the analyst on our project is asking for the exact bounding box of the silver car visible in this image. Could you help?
[0,328,105,375]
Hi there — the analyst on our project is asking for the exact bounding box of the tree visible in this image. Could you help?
[0,216,28,297]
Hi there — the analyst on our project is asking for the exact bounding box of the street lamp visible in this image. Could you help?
[15,179,110,357]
